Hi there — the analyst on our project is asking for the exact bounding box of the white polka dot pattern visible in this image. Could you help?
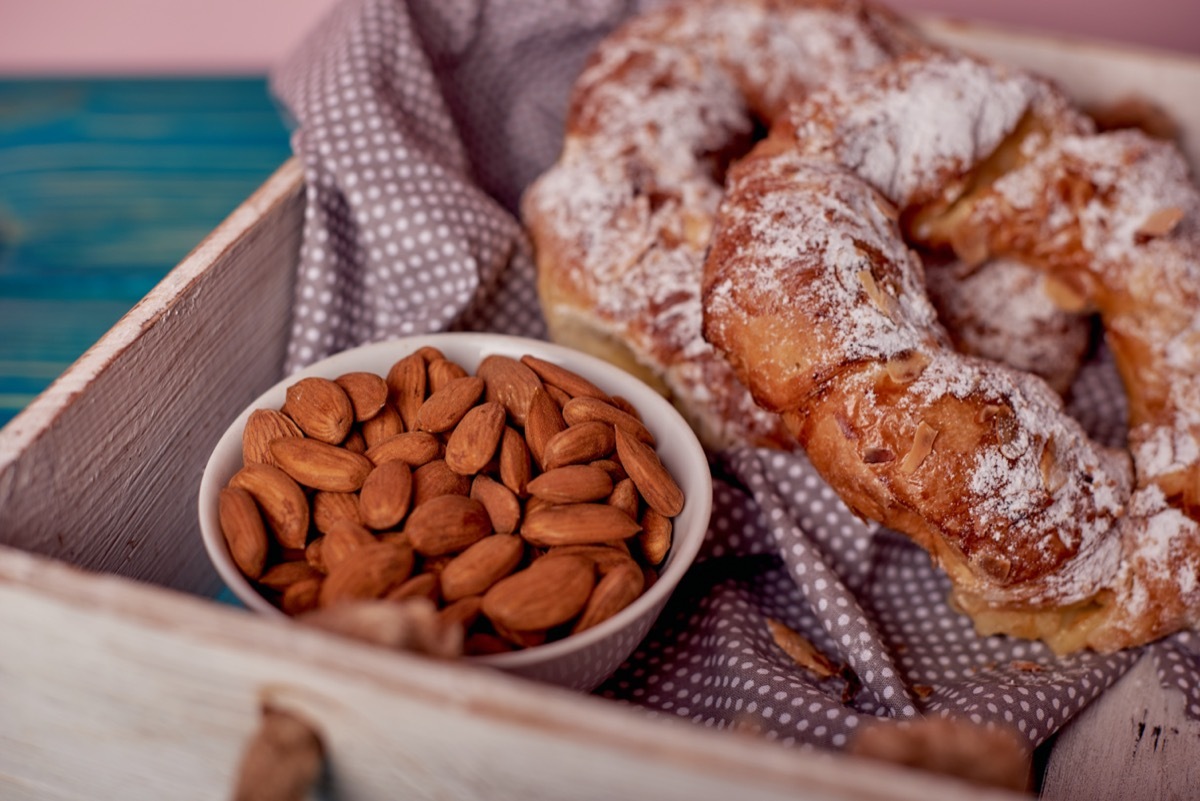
[271,0,1200,752]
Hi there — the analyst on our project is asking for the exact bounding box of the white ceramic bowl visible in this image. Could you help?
[199,333,712,691]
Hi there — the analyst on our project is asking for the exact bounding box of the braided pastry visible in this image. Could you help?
[522,0,925,450]
[702,51,1200,652]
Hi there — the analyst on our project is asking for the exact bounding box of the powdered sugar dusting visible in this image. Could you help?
[523,0,920,447]
[786,53,1046,207]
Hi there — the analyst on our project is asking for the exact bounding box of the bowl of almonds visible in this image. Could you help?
[198,333,712,690]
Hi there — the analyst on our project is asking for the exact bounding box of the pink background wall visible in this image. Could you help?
[0,0,1197,74]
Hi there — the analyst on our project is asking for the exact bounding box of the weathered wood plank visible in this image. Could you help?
[0,544,1027,801]
[1040,654,1200,800]
[0,158,304,595]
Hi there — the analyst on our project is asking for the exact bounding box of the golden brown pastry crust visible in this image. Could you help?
[522,0,926,450]
[703,50,1200,652]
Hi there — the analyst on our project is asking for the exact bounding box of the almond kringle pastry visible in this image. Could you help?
[702,50,1200,653]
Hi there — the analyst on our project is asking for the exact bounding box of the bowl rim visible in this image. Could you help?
[199,332,713,668]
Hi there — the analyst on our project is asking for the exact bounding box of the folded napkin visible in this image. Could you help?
[270,0,1200,753]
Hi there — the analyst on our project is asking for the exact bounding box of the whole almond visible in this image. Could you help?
[283,377,355,444]
[413,376,486,433]
[258,560,323,592]
[335,371,389,422]
[614,427,684,517]
[427,358,469,392]
[359,460,413,530]
[311,491,362,536]
[270,438,374,492]
[218,486,269,579]
[607,477,641,520]
[445,401,506,476]
[242,409,304,467]
[439,534,525,602]
[343,430,367,454]
[521,503,641,547]
[470,474,521,535]
[229,463,310,550]
[322,519,378,572]
[482,555,595,632]
[520,354,612,402]
[386,352,427,430]
[412,459,471,505]
[477,355,543,426]
[364,431,440,467]
[572,560,644,633]
[524,388,566,470]
[527,464,613,504]
[541,420,615,469]
[590,458,627,483]
[639,507,673,566]
[385,572,440,603]
[562,396,654,445]
[361,404,405,447]
[305,536,328,574]
[498,426,531,496]
[439,595,483,630]
[318,542,414,607]
[405,494,493,556]
[281,577,323,616]
[542,543,636,575]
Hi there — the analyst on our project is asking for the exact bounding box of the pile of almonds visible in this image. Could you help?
[218,346,686,655]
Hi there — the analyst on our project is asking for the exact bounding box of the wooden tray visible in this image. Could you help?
[1,18,1198,801]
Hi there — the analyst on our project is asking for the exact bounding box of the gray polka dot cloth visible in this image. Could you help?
[271,0,1200,752]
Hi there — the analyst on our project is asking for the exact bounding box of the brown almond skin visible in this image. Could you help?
[614,427,684,517]
[228,463,310,550]
[311,491,363,536]
[524,388,566,470]
[439,595,483,630]
[412,459,471,506]
[335,371,389,422]
[572,560,644,634]
[364,431,440,467]
[498,426,531,496]
[361,404,405,448]
[541,421,615,470]
[639,507,673,566]
[242,408,304,468]
[386,352,427,430]
[470,474,521,535]
[270,437,374,493]
[482,555,595,632]
[321,519,378,572]
[218,486,269,579]
[318,542,415,607]
[477,355,543,426]
[439,534,525,602]
[562,396,654,445]
[520,503,641,547]
[519,354,612,402]
[427,358,469,392]
[541,543,636,575]
[413,376,486,433]
[527,464,614,504]
[281,577,323,615]
[606,477,640,521]
[445,401,506,476]
[359,460,413,530]
[258,560,323,591]
[283,376,355,444]
[404,494,493,556]
[384,572,440,603]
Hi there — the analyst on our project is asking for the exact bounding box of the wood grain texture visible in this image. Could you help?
[1040,654,1200,800]
[0,158,304,594]
[0,545,1026,801]
[0,78,294,427]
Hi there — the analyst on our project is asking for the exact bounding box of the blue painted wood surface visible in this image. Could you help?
[0,77,294,428]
